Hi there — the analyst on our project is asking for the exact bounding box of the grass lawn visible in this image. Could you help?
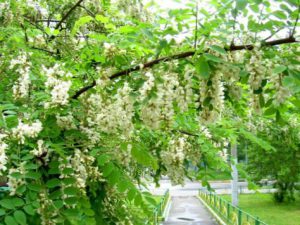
[222,193,300,225]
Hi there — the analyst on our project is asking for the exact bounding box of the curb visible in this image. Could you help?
[197,196,227,225]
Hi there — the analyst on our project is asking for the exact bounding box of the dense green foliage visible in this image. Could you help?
[0,0,299,224]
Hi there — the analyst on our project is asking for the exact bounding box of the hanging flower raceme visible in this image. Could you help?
[7,162,26,196]
[140,66,181,129]
[161,136,191,184]
[270,70,290,106]
[86,82,134,138]
[42,64,72,108]
[12,119,43,144]
[199,70,225,122]
[0,133,8,174]
[10,52,32,99]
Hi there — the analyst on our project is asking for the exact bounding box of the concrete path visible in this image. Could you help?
[163,196,218,225]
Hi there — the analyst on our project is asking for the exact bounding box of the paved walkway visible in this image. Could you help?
[163,196,218,225]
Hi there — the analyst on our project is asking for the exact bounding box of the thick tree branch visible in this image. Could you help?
[72,79,96,99]
[72,36,298,99]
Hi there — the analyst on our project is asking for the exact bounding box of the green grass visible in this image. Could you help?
[222,193,300,225]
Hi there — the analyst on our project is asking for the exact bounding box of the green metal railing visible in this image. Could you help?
[153,189,170,225]
[199,190,267,225]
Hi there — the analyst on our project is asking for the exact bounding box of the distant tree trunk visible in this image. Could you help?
[231,143,238,206]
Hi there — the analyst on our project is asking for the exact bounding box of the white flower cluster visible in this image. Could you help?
[249,93,261,114]
[176,69,195,112]
[103,42,125,58]
[270,72,290,106]
[42,64,72,108]
[0,3,9,17]
[246,47,266,90]
[7,163,26,196]
[12,120,43,144]
[10,52,32,99]
[161,136,190,184]
[37,190,57,225]
[56,113,76,130]
[200,125,212,139]
[141,71,179,129]
[199,70,225,122]
[30,140,50,164]
[86,82,134,136]
[223,53,242,100]
[0,134,8,174]
[139,71,155,101]
[214,139,229,162]
[59,150,102,199]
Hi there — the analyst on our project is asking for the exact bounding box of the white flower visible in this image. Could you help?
[12,120,43,144]
[56,113,76,130]
[0,135,8,173]
[42,65,72,107]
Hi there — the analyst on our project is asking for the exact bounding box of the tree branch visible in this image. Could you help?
[55,0,84,31]
[291,1,300,36]
[72,79,96,99]
[72,36,298,99]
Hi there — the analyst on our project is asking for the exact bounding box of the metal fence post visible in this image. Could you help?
[255,217,260,225]
[238,209,242,225]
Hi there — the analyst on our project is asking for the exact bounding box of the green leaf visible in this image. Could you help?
[102,162,115,177]
[209,45,227,55]
[195,56,210,79]
[5,216,18,225]
[64,187,78,196]
[0,199,15,209]
[240,128,275,151]
[117,180,128,193]
[27,183,43,192]
[0,209,5,216]
[273,65,287,74]
[236,0,248,10]
[23,205,35,216]
[25,171,41,179]
[127,189,136,201]
[12,198,24,207]
[131,144,158,170]
[14,210,26,225]
[97,154,110,166]
[273,10,287,19]
[46,178,60,188]
[204,53,223,62]
[95,15,109,23]
[134,193,143,206]
[264,107,276,116]
[144,196,157,206]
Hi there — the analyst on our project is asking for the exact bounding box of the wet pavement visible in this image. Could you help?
[163,196,218,225]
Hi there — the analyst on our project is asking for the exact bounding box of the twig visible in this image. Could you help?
[30,46,57,55]
[194,2,199,50]
[72,36,298,99]
[291,1,300,37]
[79,5,95,17]
[55,0,84,31]
[263,27,284,41]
